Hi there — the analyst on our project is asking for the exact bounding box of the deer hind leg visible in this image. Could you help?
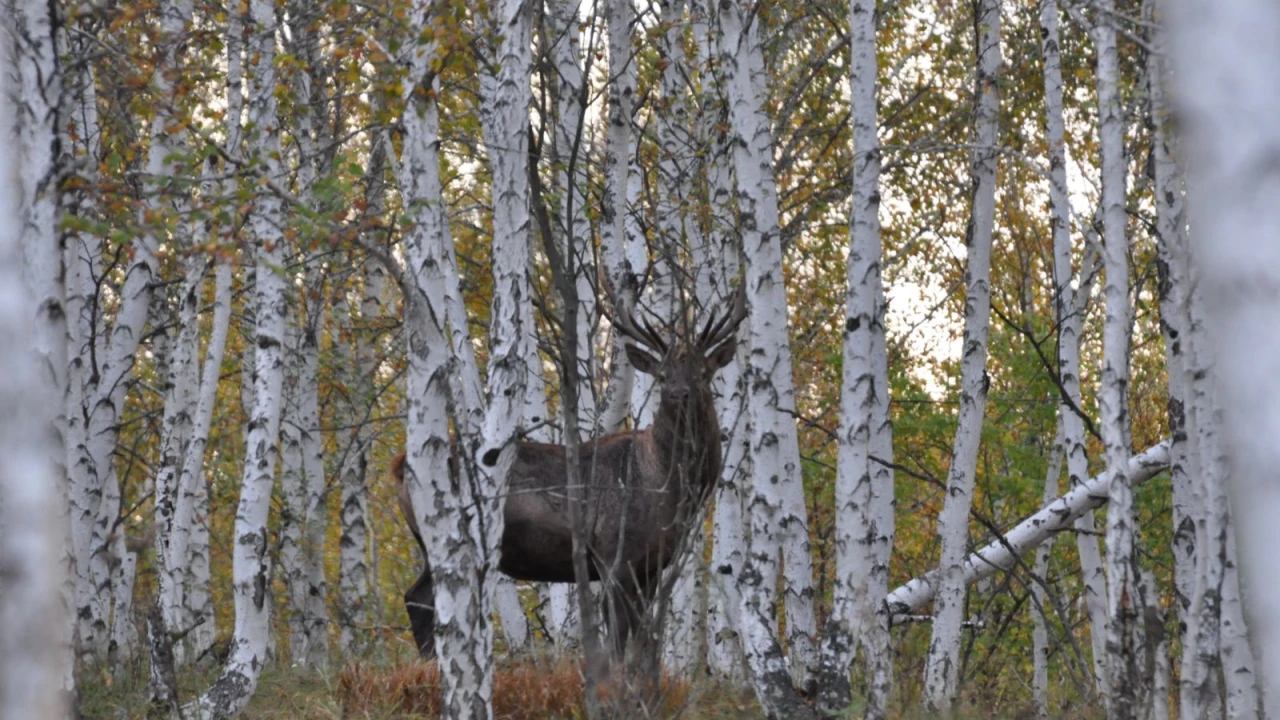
[404,562,436,658]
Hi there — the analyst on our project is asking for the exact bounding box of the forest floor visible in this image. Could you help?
[77,653,1094,719]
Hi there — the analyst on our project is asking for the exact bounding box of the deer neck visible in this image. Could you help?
[652,391,721,495]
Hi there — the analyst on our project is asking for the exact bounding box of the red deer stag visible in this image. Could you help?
[392,288,747,659]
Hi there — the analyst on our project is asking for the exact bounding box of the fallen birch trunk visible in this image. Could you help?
[886,440,1171,617]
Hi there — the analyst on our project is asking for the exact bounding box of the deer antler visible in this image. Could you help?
[600,271,667,354]
[700,284,748,353]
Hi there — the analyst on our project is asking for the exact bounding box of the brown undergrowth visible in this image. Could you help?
[338,656,693,719]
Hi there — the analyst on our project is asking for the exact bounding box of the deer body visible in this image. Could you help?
[395,290,744,659]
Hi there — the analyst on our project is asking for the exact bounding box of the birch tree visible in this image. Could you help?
[1085,4,1141,715]
[815,0,894,713]
[2,4,71,714]
[703,28,751,679]
[336,130,389,652]
[886,442,1172,615]
[720,0,818,690]
[188,0,289,711]
[1168,0,1280,712]
[393,0,530,712]
[923,0,999,708]
[1043,0,1112,697]
[66,0,195,665]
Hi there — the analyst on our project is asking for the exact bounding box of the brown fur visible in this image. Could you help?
[395,298,744,659]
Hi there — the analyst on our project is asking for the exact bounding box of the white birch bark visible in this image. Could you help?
[155,259,202,665]
[1147,0,1197,660]
[923,0,999,708]
[1,10,71,714]
[1041,0,1111,696]
[394,0,530,711]
[336,128,388,654]
[1146,7,1227,714]
[698,21,750,677]
[1143,567,1172,720]
[596,0,641,435]
[472,0,532,689]
[182,15,244,664]
[1167,0,1280,707]
[548,0,599,430]
[1033,430,1064,720]
[177,263,231,664]
[281,17,331,669]
[280,317,327,669]
[1221,508,1261,719]
[187,0,287,711]
[1089,4,1138,714]
[1179,224,1236,716]
[720,0,817,688]
[61,18,99,675]
[79,0,193,667]
[816,0,892,712]
[299,323,329,669]
[886,442,1171,614]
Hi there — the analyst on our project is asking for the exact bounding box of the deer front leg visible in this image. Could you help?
[404,562,436,658]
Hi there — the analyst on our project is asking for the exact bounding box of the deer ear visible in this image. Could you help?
[625,343,661,375]
[707,338,737,370]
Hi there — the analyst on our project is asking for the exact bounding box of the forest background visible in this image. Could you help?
[1,0,1269,717]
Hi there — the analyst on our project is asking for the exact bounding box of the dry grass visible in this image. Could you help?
[338,656,694,719]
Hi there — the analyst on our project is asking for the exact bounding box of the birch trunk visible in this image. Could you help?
[62,39,97,675]
[155,259,203,665]
[1147,0,1197,663]
[1041,0,1111,696]
[887,443,1170,615]
[815,0,892,711]
[597,0,641,435]
[2,10,71,714]
[336,126,389,653]
[1168,0,1280,707]
[1031,428,1065,719]
[177,263,231,664]
[280,316,328,669]
[187,0,288,711]
[1221,509,1261,719]
[548,0,599,430]
[396,0,531,709]
[720,0,817,688]
[923,0,999,708]
[1088,4,1139,715]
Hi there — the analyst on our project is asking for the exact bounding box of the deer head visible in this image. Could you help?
[608,287,748,490]
[612,286,745,395]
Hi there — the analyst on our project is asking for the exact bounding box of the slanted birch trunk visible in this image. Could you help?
[886,442,1171,614]
[720,0,817,689]
[2,8,71,714]
[816,0,894,713]
[187,0,288,712]
[923,0,999,708]
[1042,0,1111,697]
